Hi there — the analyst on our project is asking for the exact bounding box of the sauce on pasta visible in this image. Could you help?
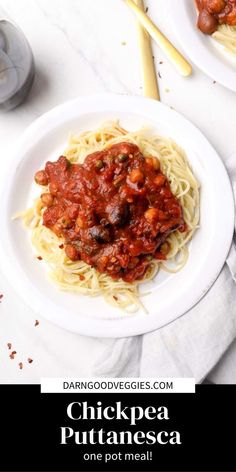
[196,0,236,34]
[35,142,186,283]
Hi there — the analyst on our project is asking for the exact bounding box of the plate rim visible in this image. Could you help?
[0,93,234,337]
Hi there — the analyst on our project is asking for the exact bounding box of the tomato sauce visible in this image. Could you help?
[196,0,236,34]
[34,142,186,282]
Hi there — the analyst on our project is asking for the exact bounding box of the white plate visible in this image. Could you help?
[0,94,234,337]
[169,0,236,92]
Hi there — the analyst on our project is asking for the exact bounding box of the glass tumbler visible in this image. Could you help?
[0,15,35,111]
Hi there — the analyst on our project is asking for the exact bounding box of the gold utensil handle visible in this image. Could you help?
[125,0,192,77]
[135,0,160,100]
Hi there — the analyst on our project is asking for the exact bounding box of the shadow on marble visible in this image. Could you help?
[22,65,51,110]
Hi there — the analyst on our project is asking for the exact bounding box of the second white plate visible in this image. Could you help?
[169,0,236,92]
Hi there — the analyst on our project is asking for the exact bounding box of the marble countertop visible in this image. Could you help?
[0,0,235,383]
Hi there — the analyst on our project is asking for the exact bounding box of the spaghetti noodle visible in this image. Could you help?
[213,25,236,54]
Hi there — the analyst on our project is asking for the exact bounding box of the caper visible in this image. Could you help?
[95,160,104,169]
[65,158,72,169]
[118,154,128,163]
[146,255,153,261]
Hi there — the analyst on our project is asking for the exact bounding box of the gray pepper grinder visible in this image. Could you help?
[0,17,35,111]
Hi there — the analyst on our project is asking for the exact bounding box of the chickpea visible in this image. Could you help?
[99,255,109,268]
[34,170,48,186]
[146,156,160,171]
[129,168,144,184]
[65,244,79,261]
[95,160,104,169]
[51,223,63,238]
[41,193,54,207]
[227,9,236,26]
[158,210,168,221]
[206,0,225,14]
[160,242,170,255]
[154,174,166,187]
[144,207,159,223]
[76,216,85,229]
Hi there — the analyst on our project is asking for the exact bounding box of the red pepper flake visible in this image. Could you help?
[79,274,85,281]
[59,244,64,249]
[7,343,12,350]
[113,295,118,301]
[37,256,43,260]
[9,351,17,360]
[28,358,33,364]
[35,319,39,327]
[19,362,23,370]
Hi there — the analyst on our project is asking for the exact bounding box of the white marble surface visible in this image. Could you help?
[0,0,235,383]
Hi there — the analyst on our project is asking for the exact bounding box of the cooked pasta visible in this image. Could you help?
[213,25,236,55]
[16,122,200,312]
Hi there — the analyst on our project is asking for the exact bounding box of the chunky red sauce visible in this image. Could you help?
[196,0,236,34]
[34,142,186,283]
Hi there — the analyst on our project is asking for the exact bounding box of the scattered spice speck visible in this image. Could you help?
[37,256,43,260]
[158,71,162,79]
[0,294,3,301]
[7,343,12,350]
[19,362,23,370]
[121,41,126,46]
[164,87,170,93]
[9,351,17,360]
[79,274,85,281]
[159,61,163,65]
[113,295,118,301]
[59,244,64,249]
[145,6,149,13]
[35,319,39,327]
[28,358,33,364]
[213,80,216,84]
